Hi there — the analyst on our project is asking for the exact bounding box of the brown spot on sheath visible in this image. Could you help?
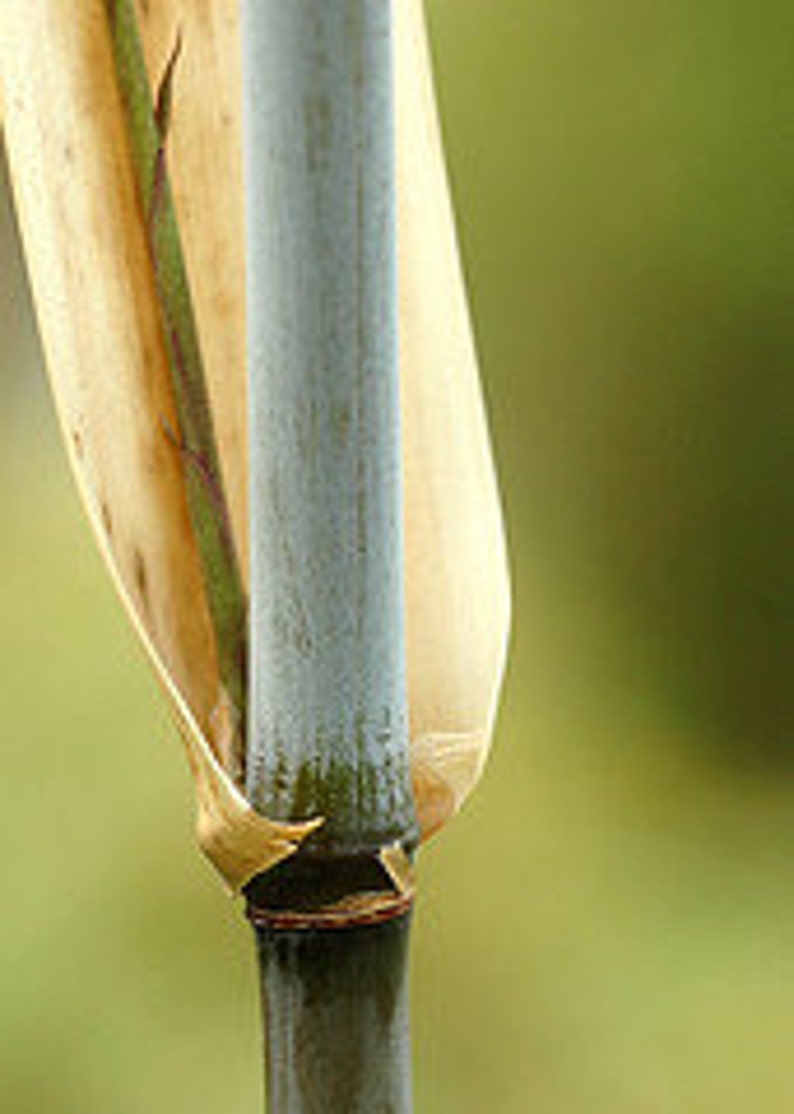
[133,548,149,608]
[100,502,114,539]
[72,430,84,459]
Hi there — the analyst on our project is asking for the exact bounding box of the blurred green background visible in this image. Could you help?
[1,1,791,1111]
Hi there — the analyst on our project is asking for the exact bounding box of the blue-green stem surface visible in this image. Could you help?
[243,0,416,855]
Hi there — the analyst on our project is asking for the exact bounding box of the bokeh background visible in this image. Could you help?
[1,2,791,1111]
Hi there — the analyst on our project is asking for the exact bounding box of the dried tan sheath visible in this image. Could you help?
[396,0,511,836]
[0,0,319,891]
[0,0,509,885]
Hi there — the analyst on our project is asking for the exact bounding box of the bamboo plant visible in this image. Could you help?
[0,0,510,1109]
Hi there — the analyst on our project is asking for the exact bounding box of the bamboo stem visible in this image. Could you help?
[243,0,415,854]
[253,912,413,1114]
[242,1,416,1109]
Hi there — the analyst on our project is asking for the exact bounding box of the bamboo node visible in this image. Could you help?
[245,888,415,933]
[244,843,417,931]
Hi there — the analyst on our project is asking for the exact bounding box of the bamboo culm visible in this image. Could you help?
[255,913,413,1114]
[243,0,415,854]
[242,2,416,1110]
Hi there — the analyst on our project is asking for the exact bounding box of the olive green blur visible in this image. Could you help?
[0,1,791,1111]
